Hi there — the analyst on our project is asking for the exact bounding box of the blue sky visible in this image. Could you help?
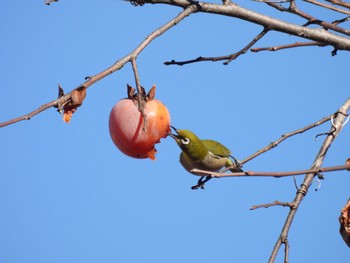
[1,1,349,262]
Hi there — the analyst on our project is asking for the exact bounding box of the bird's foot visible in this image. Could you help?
[229,155,244,172]
[191,176,212,190]
[191,184,203,190]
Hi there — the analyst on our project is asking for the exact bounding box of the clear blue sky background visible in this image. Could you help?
[1,1,349,262]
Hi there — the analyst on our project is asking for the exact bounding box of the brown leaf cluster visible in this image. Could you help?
[339,198,350,247]
[58,85,87,123]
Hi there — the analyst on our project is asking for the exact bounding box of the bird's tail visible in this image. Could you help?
[226,156,244,173]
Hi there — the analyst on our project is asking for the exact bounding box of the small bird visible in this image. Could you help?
[169,126,243,189]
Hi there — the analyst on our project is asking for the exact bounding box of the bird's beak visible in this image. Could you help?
[168,126,180,140]
[170,126,179,133]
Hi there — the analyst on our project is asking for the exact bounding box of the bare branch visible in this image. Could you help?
[186,104,350,260]
[242,114,333,164]
[190,164,350,178]
[45,0,58,5]
[250,200,295,210]
[145,0,350,50]
[268,98,350,263]
[333,16,350,26]
[266,1,350,36]
[224,27,270,64]
[304,0,350,15]
[0,5,197,128]
[164,56,229,66]
[251,41,327,53]
[284,239,289,263]
[0,100,59,128]
[251,14,350,54]
[326,0,350,9]
[164,27,270,66]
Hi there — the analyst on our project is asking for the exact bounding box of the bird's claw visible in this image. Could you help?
[191,176,212,190]
[232,156,243,168]
[191,184,203,190]
[191,183,205,190]
[229,155,244,172]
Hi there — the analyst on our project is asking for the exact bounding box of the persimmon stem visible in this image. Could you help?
[131,58,148,131]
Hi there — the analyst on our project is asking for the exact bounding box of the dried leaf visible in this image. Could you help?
[54,84,66,114]
[58,84,64,98]
[147,85,156,101]
[63,109,76,123]
[127,84,136,99]
[69,86,86,109]
[62,86,87,123]
[339,199,350,247]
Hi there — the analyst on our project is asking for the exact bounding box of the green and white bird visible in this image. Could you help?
[169,126,243,189]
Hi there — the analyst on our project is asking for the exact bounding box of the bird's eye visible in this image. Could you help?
[181,138,190,145]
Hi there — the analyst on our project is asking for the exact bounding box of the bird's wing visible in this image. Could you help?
[202,140,231,157]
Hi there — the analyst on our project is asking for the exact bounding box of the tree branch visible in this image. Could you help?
[0,5,197,128]
[250,200,296,210]
[268,97,350,263]
[251,41,327,53]
[145,0,350,50]
[164,27,270,65]
[304,0,350,15]
[191,164,350,178]
[0,100,60,127]
[266,0,350,36]
[45,0,58,5]
[242,114,333,164]
[186,103,349,261]
[327,0,350,9]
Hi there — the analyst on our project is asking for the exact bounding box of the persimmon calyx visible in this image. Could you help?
[126,84,156,103]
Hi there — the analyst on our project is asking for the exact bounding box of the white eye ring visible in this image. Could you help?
[181,138,190,145]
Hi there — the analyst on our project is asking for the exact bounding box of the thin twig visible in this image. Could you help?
[333,16,350,26]
[250,200,295,210]
[224,27,270,64]
[266,1,350,36]
[207,113,333,178]
[144,0,350,50]
[0,5,197,128]
[242,114,333,164]
[304,0,350,15]
[45,0,58,5]
[0,101,59,127]
[268,97,350,263]
[164,27,270,66]
[284,238,289,263]
[251,41,327,52]
[326,0,350,9]
[190,164,350,178]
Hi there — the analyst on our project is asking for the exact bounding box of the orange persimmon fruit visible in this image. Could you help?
[109,85,171,160]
